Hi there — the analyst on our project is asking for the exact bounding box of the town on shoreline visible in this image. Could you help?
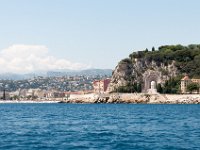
[1,44,200,104]
[0,75,200,104]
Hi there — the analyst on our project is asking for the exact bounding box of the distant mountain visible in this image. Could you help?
[0,73,24,80]
[0,69,113,80]
[46,69,113,77]
[0,73,38,80]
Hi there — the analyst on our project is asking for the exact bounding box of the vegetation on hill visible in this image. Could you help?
[187,83,200,94]
[129,44,200,78]
[157,75,183,94]
[115,82,142,93]
[116,44,200,94]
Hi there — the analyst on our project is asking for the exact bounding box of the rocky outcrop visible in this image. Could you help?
[108,57,179,93]
[108,59,134,92]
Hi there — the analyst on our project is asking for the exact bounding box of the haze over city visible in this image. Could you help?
[0,0,200,73]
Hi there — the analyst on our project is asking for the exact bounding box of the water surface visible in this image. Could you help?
[0,104,199,150]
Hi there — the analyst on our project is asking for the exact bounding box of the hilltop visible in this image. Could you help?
[108,44,200,94]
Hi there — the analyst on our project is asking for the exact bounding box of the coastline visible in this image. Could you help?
[0,100,60,103]
[63,93,200,104]
[1,93,200,104]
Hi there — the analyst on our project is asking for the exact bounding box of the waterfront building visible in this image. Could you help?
[46,90,65,98]
[181,75,200,93]
[19,89,28,98]
[34,89,46,98]
[93,79,111,94]
[26,89,35,97]
[9,90,20,98]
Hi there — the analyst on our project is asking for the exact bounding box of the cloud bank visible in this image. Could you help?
[0,45,90,74]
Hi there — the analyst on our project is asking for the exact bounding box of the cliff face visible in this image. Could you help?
[108,60,133,92]
[108,58,178,93]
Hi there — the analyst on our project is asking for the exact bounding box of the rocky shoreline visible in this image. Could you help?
[60,93,200,104]
[0,93,200,104]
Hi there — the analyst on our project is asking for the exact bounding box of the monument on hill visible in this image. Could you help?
[148,81,158,94]
[142,70,161,93]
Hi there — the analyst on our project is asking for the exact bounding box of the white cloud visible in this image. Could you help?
[0,44,90,74]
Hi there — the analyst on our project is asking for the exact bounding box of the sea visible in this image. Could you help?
[0,104,199,150]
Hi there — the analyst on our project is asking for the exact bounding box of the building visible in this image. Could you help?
[181,75,200,93]
[34,89,46,98]
[93,79,111,94]
[46,90,65,98]
[19,89,28,98]
[9,90,20,99]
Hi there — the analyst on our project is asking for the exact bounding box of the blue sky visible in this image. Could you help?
[0,0,200,73]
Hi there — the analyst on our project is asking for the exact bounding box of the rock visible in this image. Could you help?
[108,57,178,93]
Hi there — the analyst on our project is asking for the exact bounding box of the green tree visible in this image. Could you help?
[157,83,163,93]
[162,75,183,94]
[13,95,19,100]
[137,83,142,93]
[152,47,155,51]
[187,83,199,94]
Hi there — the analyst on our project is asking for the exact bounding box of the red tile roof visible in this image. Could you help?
[181,75,190,80]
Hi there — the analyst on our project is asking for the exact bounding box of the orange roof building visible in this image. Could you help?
[181,75,200,93]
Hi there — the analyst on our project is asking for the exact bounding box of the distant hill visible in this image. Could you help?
[0,69,113,80]
[47,69,113,77]
[0,73,24,80]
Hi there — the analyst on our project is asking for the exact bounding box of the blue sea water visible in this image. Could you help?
[0,104,200,150]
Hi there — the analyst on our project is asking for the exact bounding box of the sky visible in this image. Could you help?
[0,0,200,73]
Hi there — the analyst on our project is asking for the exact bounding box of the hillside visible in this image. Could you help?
[47,69,112,77]
[0,69,112,80]
[108,44,200,94]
